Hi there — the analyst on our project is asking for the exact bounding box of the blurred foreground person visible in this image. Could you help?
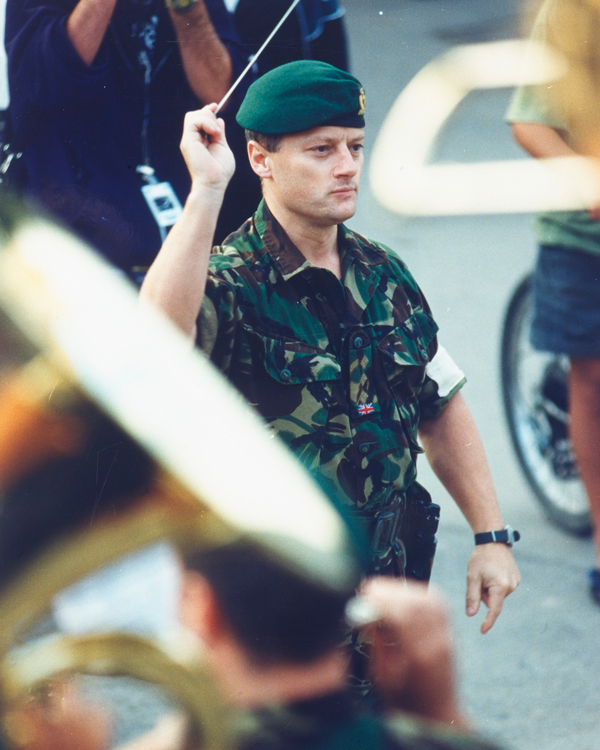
[1,565,506,750]
[141,61,520,633]
[171,544,505,750]
[507,0,600,603]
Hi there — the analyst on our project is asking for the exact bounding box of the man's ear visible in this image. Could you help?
[179,569,224,645]
[247,141,273,179]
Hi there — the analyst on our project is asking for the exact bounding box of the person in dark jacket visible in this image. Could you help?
[4,0,253,278]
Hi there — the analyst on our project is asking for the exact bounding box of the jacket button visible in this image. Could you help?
[354,336,364,348]
[280,369,292,381]
[358,443,371,454]
[420,348,429,361]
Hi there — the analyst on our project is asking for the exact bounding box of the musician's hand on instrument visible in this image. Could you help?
[359,577,469,728]
[5,679,110,750]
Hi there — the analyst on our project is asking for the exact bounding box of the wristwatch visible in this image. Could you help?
[165,0,198,12]
[474,525,520,548]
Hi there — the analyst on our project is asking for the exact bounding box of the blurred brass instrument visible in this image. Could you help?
[368,0,600,216]
[0,197,357,749]
[1,632,229,750]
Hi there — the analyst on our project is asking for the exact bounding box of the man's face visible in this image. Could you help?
[262,126,365,228]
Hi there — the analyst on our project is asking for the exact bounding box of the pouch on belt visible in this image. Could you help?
[354,483,440,580]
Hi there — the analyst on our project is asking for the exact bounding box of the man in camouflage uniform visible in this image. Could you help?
[142,61,520,634]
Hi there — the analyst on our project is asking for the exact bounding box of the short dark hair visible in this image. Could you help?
[185,543,354,666]
[244,129,283,153]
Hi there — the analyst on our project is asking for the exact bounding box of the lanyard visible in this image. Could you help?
[110,2,172,171]
[110,3,179,239]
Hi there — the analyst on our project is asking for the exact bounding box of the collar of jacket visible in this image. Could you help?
[253,199,385,284]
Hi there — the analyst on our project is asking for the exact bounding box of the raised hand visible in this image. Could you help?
[180,104,236,197]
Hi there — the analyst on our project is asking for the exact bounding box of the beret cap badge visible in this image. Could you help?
[358,88,366,117]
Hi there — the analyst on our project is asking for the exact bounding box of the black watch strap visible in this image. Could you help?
[474,525,520,547]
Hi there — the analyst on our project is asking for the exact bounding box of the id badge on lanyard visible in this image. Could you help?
[125,9,182,231]
[141,181,183,228]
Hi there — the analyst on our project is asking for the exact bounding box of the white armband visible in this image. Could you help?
[425,345,465,398]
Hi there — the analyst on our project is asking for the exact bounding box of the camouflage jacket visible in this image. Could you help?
[197,201,465,513]
[235,689,503,750]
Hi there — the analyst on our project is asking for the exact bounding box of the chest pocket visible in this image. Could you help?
[242,325,341,424]
[259,334,341,385]
[378,310,438,453]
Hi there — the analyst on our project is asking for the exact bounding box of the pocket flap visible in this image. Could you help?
[250,329,342,384]
[378,310,438,366]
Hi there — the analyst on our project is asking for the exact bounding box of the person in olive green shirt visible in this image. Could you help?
[142,61,520,633]
[507,0,600,602]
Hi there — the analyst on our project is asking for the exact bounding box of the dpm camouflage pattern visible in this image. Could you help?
[197,201,465,569]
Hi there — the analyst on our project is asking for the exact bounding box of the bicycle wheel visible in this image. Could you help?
[501,274,591,534]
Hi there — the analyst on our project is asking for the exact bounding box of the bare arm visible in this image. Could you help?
[66,0,119,67]
[168,3,232,105]
[361,578,469,729]
[511,121,600,220]
[418,393,520,634]
[140,105,235,339]
[511,121,575,160]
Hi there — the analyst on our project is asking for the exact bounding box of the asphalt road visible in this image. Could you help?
[343,1,600,748]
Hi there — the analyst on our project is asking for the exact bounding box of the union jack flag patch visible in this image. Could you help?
[357,403,375,416]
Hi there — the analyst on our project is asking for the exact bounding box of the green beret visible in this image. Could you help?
[236,60,366,134]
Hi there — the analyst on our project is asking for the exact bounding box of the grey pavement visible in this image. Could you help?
[343,1,600,748]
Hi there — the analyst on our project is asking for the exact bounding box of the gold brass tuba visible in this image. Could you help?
[0,197,358,749]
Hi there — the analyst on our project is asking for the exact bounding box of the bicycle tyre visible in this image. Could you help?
[501,274,591,535]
